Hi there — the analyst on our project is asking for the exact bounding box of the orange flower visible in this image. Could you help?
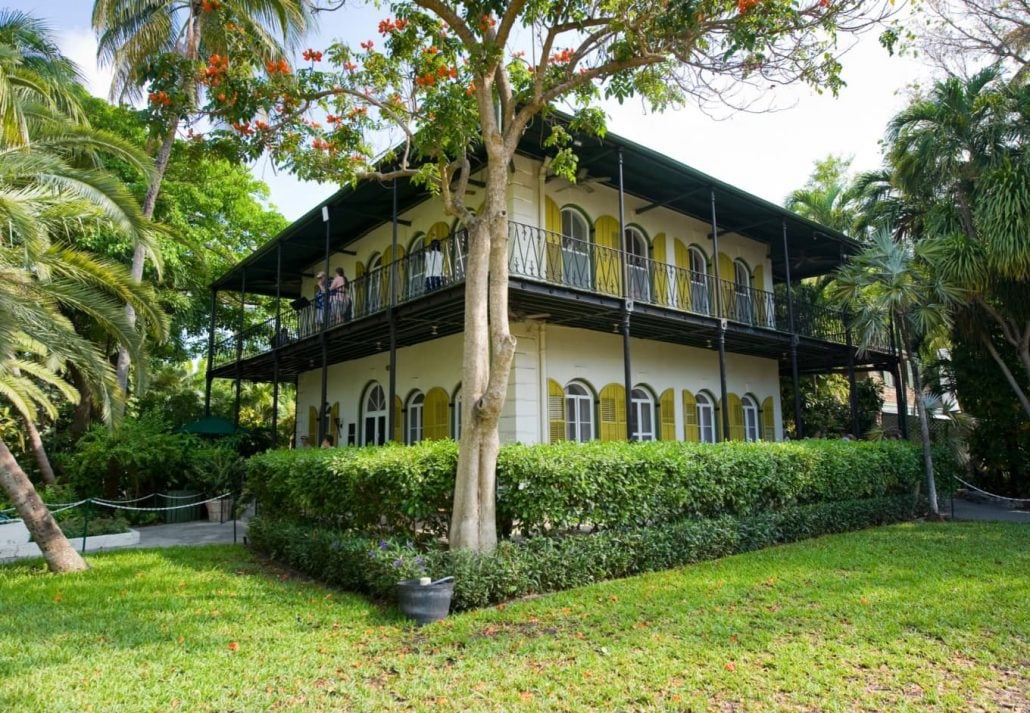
[228,641,239,651]
[302,49,323,62]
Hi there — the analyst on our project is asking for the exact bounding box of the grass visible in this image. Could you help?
[1,523,1027,711]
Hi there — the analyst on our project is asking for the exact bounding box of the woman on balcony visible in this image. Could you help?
[425,239,444,291]
[330,267,351,322]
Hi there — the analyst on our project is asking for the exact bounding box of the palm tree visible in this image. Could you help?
[886,68,1030,415]
[833,230,963,517]
[92,0,315,395]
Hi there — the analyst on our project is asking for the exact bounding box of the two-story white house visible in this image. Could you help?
[207,120,896,448]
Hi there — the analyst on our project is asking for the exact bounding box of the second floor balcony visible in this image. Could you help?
[211,222,888,377]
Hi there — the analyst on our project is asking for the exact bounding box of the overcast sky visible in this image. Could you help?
[16,1,930,221]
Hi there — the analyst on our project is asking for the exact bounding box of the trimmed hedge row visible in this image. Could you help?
[246,440,945,537]
[248,494,920,611]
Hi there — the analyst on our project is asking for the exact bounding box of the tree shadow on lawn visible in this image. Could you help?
[0,544,401,680]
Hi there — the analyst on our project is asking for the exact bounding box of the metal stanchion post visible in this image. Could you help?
[81,501,89,554]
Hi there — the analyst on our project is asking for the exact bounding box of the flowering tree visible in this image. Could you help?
[206,0,900,552]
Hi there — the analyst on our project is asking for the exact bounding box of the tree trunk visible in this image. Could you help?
[114,123,178,400]
[23,417,55,486]
[981,334,1030,417]
[68,363,93,439]
[448,137,517,553]
[902,332,940,517]
[0,437,88,573]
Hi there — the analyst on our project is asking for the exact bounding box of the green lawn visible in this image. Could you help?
[1,523,1027,711]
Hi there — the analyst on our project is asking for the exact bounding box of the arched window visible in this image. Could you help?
[560,207,591,289]
[625,227,650,301]
[564,381,594,442]
[734,259,753,323]
[362,382,387,445]
[742,394,760,442]
[365,253,384,312]
[631,386,656,441]
[407,234,426,298]
[688,246,710,314]
[452,387,462,440]
[696,391,717,444]
[406,391,425,444]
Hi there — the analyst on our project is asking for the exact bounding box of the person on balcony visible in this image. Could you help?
[314,271,328,327]
[425,239,444,291]
[330,267,351,322]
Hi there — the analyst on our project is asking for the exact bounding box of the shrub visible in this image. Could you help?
[247,439,944,538]
[248,494,919,611]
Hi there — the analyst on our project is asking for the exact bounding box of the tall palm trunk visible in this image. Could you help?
[23,417,55,485]
[114,123,177,399]
[900,321,940,517]
[0,437,88,572]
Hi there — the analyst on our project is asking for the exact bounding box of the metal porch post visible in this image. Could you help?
[388,180,398,441]
[618,149,634,441]
[271,240,282,448]
[318,206,331,444]
[845,320,860,437]
[710,188,730,441]
[782,220,803,439]
[204,288,216,417]
[233,269,245,430]
[889,315,909,439]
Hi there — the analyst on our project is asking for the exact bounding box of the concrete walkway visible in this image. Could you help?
[947,496,1030,524]
[132,518,249,548]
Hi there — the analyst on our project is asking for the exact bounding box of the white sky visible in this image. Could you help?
[20,1,931,221]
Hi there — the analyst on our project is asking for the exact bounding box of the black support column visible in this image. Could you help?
[782,220,803,439]
[618,149,634,441]
[845,320,860,436]
[317,206,331,444]
[388,180,399,442]
[232,269,245,430]
[709,188,730,441]
[271,240,282,448]
[204,288,217,417]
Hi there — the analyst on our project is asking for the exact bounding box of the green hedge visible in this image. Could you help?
[248,494,920,611]
[247,440,947,537]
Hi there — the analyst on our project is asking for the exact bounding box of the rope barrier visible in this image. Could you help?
[954,475,1030,504]
[90,493,231,512]
[48,500,92,516]
[90,493,156,504]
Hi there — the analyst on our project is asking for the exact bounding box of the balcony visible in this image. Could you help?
[211,222,886,376]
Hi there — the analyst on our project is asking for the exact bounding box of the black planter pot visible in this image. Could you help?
[396,577,455,626]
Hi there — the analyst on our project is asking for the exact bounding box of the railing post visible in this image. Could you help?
[845,316,860,437]
[709,188,730,441]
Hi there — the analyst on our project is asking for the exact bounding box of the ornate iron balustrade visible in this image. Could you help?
[211,222,865,370]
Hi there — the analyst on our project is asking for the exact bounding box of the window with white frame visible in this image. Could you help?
[742,394,760,442]
[688,246,709,314]
[631,387,656,441]
[363,382,387,446]
[697,391,716,443]
[560,208,591,289]
[734,259,753,323]
[625,227,650,301]
[565,381,594,442]
[406,391,424,444]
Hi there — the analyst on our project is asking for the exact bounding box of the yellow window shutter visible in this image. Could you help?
[598,383,626,441]
[728,393,744,441]
[427,221,449,244]
[547,378,566,443]
[423,387,450,440]
[673,239,690,311]
[682,389,699,442]
[761,396,776,441]
[752,264,765,292]
[652,233,669,306]
[383,244,407,302]
[717,252,734,319]
[544,197,563,281]
[752,264,767,325]
[393,395,403,443]
[593,216,621,297]
[308,405,318,445]
[659,388,676,440]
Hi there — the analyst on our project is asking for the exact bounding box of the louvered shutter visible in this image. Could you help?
[544,197,563,280]
[761,396,776,441]
[423,387,450,440]
[728,393,744,441]
[383,244,407,304]
[752,264,767,326]
[682,389,699,442]
[659,388,676,441]
[598,383,627,441]
[593,216,622,297]
[717,252,734,319]
[547,378,566,443]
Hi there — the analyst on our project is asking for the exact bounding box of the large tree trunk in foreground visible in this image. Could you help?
[449,135,517,553]
[114,124,177,400]
[0,437,88,573]
[24,417,55,486]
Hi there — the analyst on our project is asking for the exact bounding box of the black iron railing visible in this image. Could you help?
[212,222,865,369]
